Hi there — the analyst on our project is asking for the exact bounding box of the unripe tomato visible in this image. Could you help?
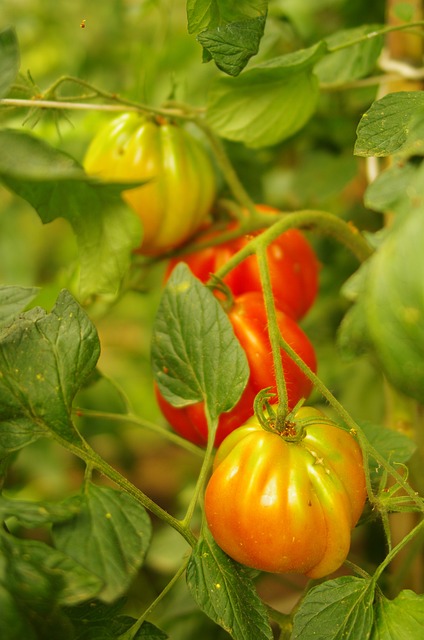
[83,113,216,254]
[166,205,319,320]
[205,408,367,578]
[155,291,317,447]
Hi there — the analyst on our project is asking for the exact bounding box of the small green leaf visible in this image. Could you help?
[151,263,249,422]
[0,494,81,528]
[292,576,375,640]
[355,92,424,157]
[0,284,39,328]
[0,27,20,98]
[53,484,152,603]
[0,129,142,300]
[186,528,273,640]
[392,2,415,22]
[359,421,417,486]
[207,42,326,147]
[0,289,100,446]
[371,590,424,639]
[187,0,268,76]
[364,161,419,214]
[315,25,383,86]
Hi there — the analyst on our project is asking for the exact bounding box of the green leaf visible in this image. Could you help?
[151,263,249,422]
[187,1,268,76]
[0,289,100,447]
[53,483,152,603]
[359,421,417,486]
[0,27,20,98]
[371,590,424,639]
[206,42,326,147]
[355,92,424,157]
[0,284,39,327]
[0,129,142,300]
[292,576,375,640]
[0,494,81,528]
[186,528,273,640]
[315,25,384,86]
[364,161,419,214]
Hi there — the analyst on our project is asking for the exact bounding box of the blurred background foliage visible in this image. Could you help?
[1,0,392,629]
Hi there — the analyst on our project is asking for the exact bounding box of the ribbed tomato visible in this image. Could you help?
[155,291,317,447]
[166,205,319,320]
[205,407,367,578]
[83,112,216,254]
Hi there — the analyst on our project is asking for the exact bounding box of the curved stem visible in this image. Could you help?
[372,518,424,585]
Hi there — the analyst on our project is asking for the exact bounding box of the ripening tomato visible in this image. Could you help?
[155,291,317,447]
[205,407,367,578]
[83,113,216,255]
[165,205,319,320]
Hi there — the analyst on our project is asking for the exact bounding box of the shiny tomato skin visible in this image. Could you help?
[155,292,317,447]
[83,113,216,255]
[205,408,367,578]
[166,205,319,320]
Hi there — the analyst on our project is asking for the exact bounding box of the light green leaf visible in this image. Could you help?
[292,576,375,639]
[207,41,326,147]
[0,289,100,447]
[186,528,273,640]
[0,284,39,327]
[187,0,268,75]
[316,25,384,85]
[0,129,142,300]
[372,590,424,639]
[0,27,20,98]
[53,483,152,603]
[355,92,424,157]
[151,263,249,422]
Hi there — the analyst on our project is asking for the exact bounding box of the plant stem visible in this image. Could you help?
[372,518,424,585]
[327,21,424,54]
[256,243,289,420]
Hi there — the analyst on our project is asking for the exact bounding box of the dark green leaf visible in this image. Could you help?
[0,285,39,327]
[359,421,417,486]
[206,42,326,147]
[0,289,100,446]
[355,92,424,157]
[187,1,268,76]
[292,576,375,640]
[0,129,142,300]
[0,418,47,457]
[186,528,273,640]
[371,590,424,639]
[0,27,20,98]
[0,494,81,528]
[151,263,249,423]
[315,25,384,85]
[53,483,152,603]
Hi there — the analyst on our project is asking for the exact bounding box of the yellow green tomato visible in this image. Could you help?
[205,407,367,578]
[83,113,216,254]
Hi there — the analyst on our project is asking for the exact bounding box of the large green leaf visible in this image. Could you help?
[315,25,383,85]
[0,289,100,448]
[0,284,39,328]
[186,528,273,640]
[0,27,20,98]
[151,263,249,424]
[53,483,152,603]
[371,590,424,640]
[292,576,375,639]
[206,42,326,147]
[355,92,424,157]
[0,129,142,300]
[187,0,268,76]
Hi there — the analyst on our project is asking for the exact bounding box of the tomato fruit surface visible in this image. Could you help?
[155,292,317,446]
[166,205,319,320]
[205,407,367,578]
[83,113,216,254]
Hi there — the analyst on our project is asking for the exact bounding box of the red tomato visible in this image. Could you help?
[205,407,367,578]
[155,292,317,447]
[166,205,319,320]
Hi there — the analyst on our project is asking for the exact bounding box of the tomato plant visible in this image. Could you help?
[166,205,320,320]
[83,112,216,254]
[155,290,317,446]
[205,407,367,578]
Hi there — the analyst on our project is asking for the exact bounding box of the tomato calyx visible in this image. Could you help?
[253,389,307,442]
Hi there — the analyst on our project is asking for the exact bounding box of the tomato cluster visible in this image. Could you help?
[83,113,216,255]
[205,408,367,577]
[156,205,320,446]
